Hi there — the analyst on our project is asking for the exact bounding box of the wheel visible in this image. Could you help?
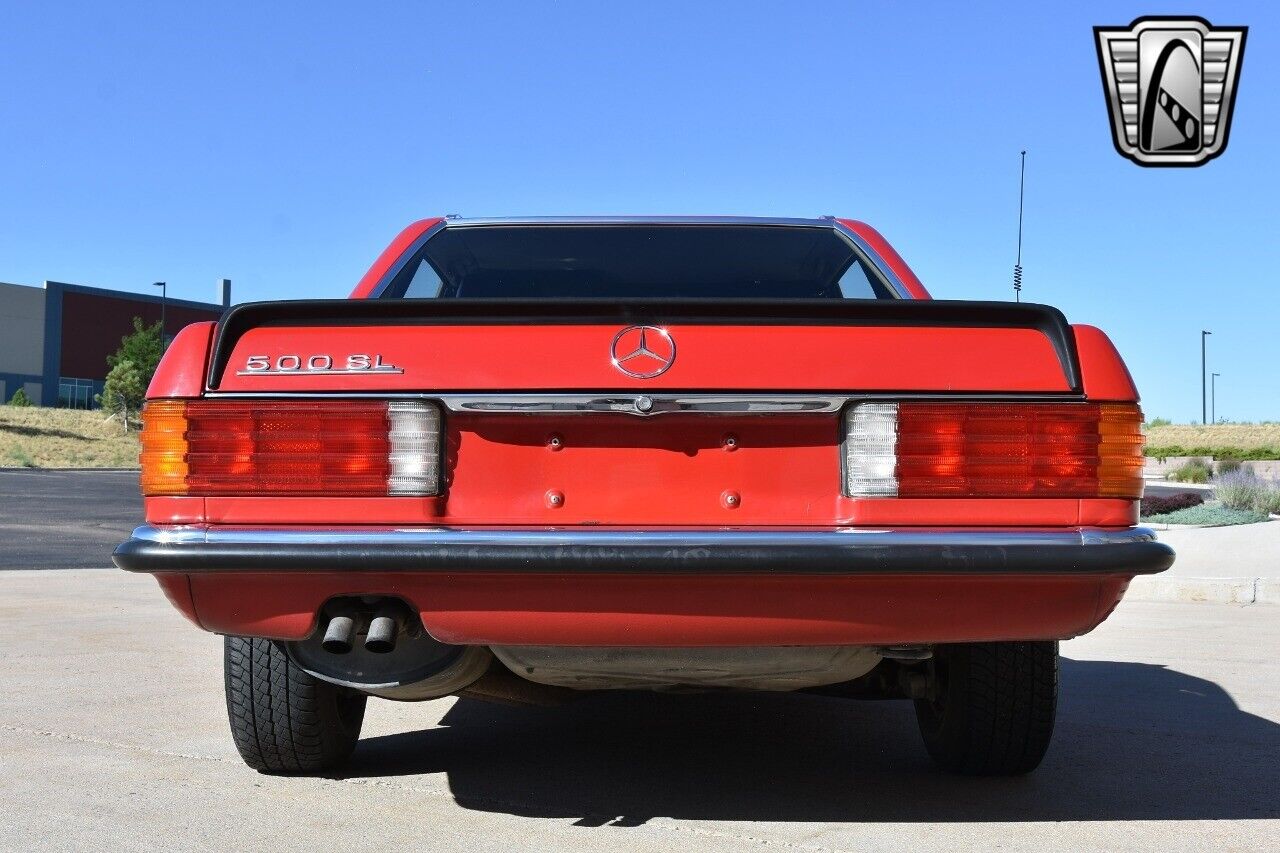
[913,641,1058,775]
[223,635,367,774]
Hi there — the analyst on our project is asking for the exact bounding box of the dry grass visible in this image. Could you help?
[0,407,140,468]
[1146,423,1280,452]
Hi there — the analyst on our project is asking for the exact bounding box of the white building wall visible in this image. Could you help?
[0,282,47,376]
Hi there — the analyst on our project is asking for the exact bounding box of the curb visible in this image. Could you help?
[1142,479,1216,491]
[1127,576,1280,605]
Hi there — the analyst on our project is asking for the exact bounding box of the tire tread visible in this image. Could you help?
[223,636,365,774]
[915,641,1057,776]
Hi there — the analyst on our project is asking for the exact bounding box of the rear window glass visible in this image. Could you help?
[380,225,895,300]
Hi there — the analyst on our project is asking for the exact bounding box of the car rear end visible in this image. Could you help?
[114,217,1172,775]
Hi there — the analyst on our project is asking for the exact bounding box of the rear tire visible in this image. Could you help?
[224,635,367,774]
[913,641,1058,775]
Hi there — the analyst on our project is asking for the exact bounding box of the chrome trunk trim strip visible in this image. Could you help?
[198,392,1086,415]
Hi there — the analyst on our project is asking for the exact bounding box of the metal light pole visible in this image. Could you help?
[1201,330,1212,424]
[1211,372,1220,424]
[153,282,167,351]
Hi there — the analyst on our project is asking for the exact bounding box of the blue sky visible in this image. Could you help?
[1,1,1275,422]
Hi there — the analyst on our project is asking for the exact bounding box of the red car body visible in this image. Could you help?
[115,216,1173,775]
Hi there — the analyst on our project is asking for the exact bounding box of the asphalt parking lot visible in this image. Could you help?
[0,468,140,569]
[1,470,1277,850]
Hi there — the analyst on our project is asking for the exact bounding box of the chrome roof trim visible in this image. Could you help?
[439,215,836,228]
[366,215,911,300]
[366,217,449,299]
[829,218,910,300]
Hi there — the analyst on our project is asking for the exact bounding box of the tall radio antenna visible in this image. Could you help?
[1014,150,1026,302]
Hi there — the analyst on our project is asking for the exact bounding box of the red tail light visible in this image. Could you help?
[844,402,1144,499]
[140,399,442,496]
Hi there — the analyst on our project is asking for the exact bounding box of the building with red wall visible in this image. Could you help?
[0,279,227,407]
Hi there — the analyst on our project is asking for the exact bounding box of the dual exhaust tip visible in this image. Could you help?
[321,608,403,655]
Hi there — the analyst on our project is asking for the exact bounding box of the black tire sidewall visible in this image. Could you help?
[224,635,368,774]
[914,641,1059,776]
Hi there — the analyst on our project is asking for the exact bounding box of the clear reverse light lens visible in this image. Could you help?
[844,402,899,496]
[387,401,442,495]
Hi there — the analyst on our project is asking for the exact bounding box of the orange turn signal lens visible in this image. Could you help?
[139,400,190,496]
[1097,403,1146,497]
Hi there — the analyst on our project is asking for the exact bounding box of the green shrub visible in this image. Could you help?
[96,359,147,432]
[1215,458,1244,475]
[1168,458,1212,483]
[7,388,33,407]
[1255,489,1280,516]
[1214,471,1280,515]
[1215,471,1264,510]
[1147,445,1280,460]
[1146,417,1172,427]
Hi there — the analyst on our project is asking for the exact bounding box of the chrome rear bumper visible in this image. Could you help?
[113,525,1174,576]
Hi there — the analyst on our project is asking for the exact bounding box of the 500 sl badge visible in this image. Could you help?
[236,354,404,375]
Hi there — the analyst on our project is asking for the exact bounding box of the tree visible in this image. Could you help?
[107,317,164,389]
[7,388,32,407]
[97,359,146,431]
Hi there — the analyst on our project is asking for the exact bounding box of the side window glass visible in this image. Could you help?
[402,259,444,298]
[836,259,879,299]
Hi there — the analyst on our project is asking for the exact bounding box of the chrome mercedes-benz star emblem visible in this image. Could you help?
[610,326,676,379]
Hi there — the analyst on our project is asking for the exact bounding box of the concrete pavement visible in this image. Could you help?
[1130,521,1280,604]
[1,568,1277,852]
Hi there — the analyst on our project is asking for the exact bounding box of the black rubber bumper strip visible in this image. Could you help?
[113,527,1175,576]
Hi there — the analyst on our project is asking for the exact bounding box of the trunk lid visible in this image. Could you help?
[208,299,1082,394]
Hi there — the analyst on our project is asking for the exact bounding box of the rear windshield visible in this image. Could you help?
[379,225,896,300]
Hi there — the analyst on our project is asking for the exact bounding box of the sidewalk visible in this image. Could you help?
[1130,520,1280,605]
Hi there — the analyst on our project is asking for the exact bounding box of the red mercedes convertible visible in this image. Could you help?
[114,216,1173,775]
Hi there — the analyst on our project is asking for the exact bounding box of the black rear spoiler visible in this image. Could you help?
[207,298,1081,392]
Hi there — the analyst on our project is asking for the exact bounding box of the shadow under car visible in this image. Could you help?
[337,657,1280,825]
